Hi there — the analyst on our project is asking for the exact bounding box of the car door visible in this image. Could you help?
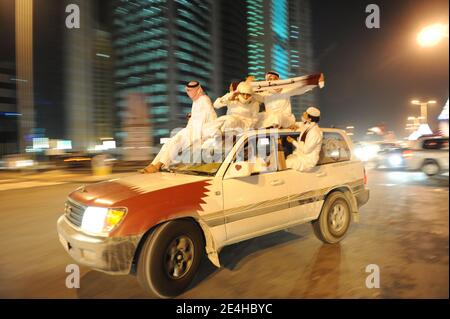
[278,132,327,223]
[222,134,292,243]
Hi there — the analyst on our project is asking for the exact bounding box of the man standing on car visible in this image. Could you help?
[286,107,323,172]
[254,71,298,129]
[143,81,217,173]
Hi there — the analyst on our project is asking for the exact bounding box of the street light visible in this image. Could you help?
[417,23,449,47]
[410,100,437,123]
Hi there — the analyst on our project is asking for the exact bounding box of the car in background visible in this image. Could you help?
[374,146,408,170]
[0,154,35,170]
[354,141,403,169]
[403,136,449,176]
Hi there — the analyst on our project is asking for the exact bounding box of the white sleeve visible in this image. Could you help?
[253,92,266,103]
[198,96,216,125]
[301,128,323,154]
[213,93,232,109]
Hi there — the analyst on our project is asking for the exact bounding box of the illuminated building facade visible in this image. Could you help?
[112,0,214,146]
[246,0,317,115]
[216,0,248,95]
[64,0,95,150]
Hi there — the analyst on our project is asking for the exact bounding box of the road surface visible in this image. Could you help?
[0,169,447,298]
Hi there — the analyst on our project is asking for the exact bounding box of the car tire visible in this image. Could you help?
[421,160,440,176]
[137,219,204,298]
[312,191,352,244]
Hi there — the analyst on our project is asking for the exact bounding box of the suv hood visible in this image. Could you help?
[69,172,211,207]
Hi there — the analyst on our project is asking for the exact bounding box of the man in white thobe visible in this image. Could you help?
[254,71,300,129]
[207,81,260,136]
[286,107,323,172]
[143,81,217,173]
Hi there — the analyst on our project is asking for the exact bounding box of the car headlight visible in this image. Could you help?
[81,206,127,235]
[388,154,403,167]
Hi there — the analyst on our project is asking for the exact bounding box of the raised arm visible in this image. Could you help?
[213,92,234,109]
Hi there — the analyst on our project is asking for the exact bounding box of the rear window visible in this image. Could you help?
[318,132,351,165]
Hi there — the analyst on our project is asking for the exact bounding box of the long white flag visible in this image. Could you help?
[250,73,325,94]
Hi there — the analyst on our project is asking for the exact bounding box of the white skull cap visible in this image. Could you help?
[306,106,320,117]
[237,82,253,95]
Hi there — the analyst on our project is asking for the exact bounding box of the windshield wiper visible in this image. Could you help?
[175,170,213,176]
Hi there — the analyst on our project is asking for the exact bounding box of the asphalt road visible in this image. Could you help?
[0,169,448,298]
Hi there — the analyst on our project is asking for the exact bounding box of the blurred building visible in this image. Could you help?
[64,0,95,151]
[33,0,66,145]
[93,30,115,140]
[0,62,19,156]
[15,0,35,151]
[288,0,317,115]
[112,0,214,146]
[215,0,248,95]
[246,0,317,115]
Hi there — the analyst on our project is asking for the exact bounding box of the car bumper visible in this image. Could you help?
[56,215,141,275]
[355,189,370,207]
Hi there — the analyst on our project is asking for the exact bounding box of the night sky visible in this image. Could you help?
[311,0,449,138]
[1,0,448,140]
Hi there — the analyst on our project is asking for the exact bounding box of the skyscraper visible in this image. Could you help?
[93,30,114,140]
[112,0,214,146]
[216,0,248,94]
[34,0,66,142]
[246,0,317,115]
[64,0,95,150]
[0,62,19,156]
[288,0,317,115]
[111,0,316,149]
[15,0,35,151]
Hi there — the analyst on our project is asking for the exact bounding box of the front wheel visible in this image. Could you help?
[312,191,352,244]
[137,220,204,298]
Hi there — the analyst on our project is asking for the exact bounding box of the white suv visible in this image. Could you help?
[57,128,369,298]
[403,136,449,176]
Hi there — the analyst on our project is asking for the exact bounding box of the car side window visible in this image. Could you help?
[279,133,300,158]
[318,132,351,164]
[232,136,278,175]
[422,138,449,150]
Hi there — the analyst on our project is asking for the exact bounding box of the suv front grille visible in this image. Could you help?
[65,198,86,227]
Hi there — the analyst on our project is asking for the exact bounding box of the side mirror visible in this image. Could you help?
[225,162,252,179]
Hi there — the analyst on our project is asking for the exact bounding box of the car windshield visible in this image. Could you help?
[164,139,236,176]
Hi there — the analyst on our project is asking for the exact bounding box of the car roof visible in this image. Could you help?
[238,127,347,138]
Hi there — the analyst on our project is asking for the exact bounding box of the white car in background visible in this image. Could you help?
[403,136,449,176]
[57,128,369,298]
